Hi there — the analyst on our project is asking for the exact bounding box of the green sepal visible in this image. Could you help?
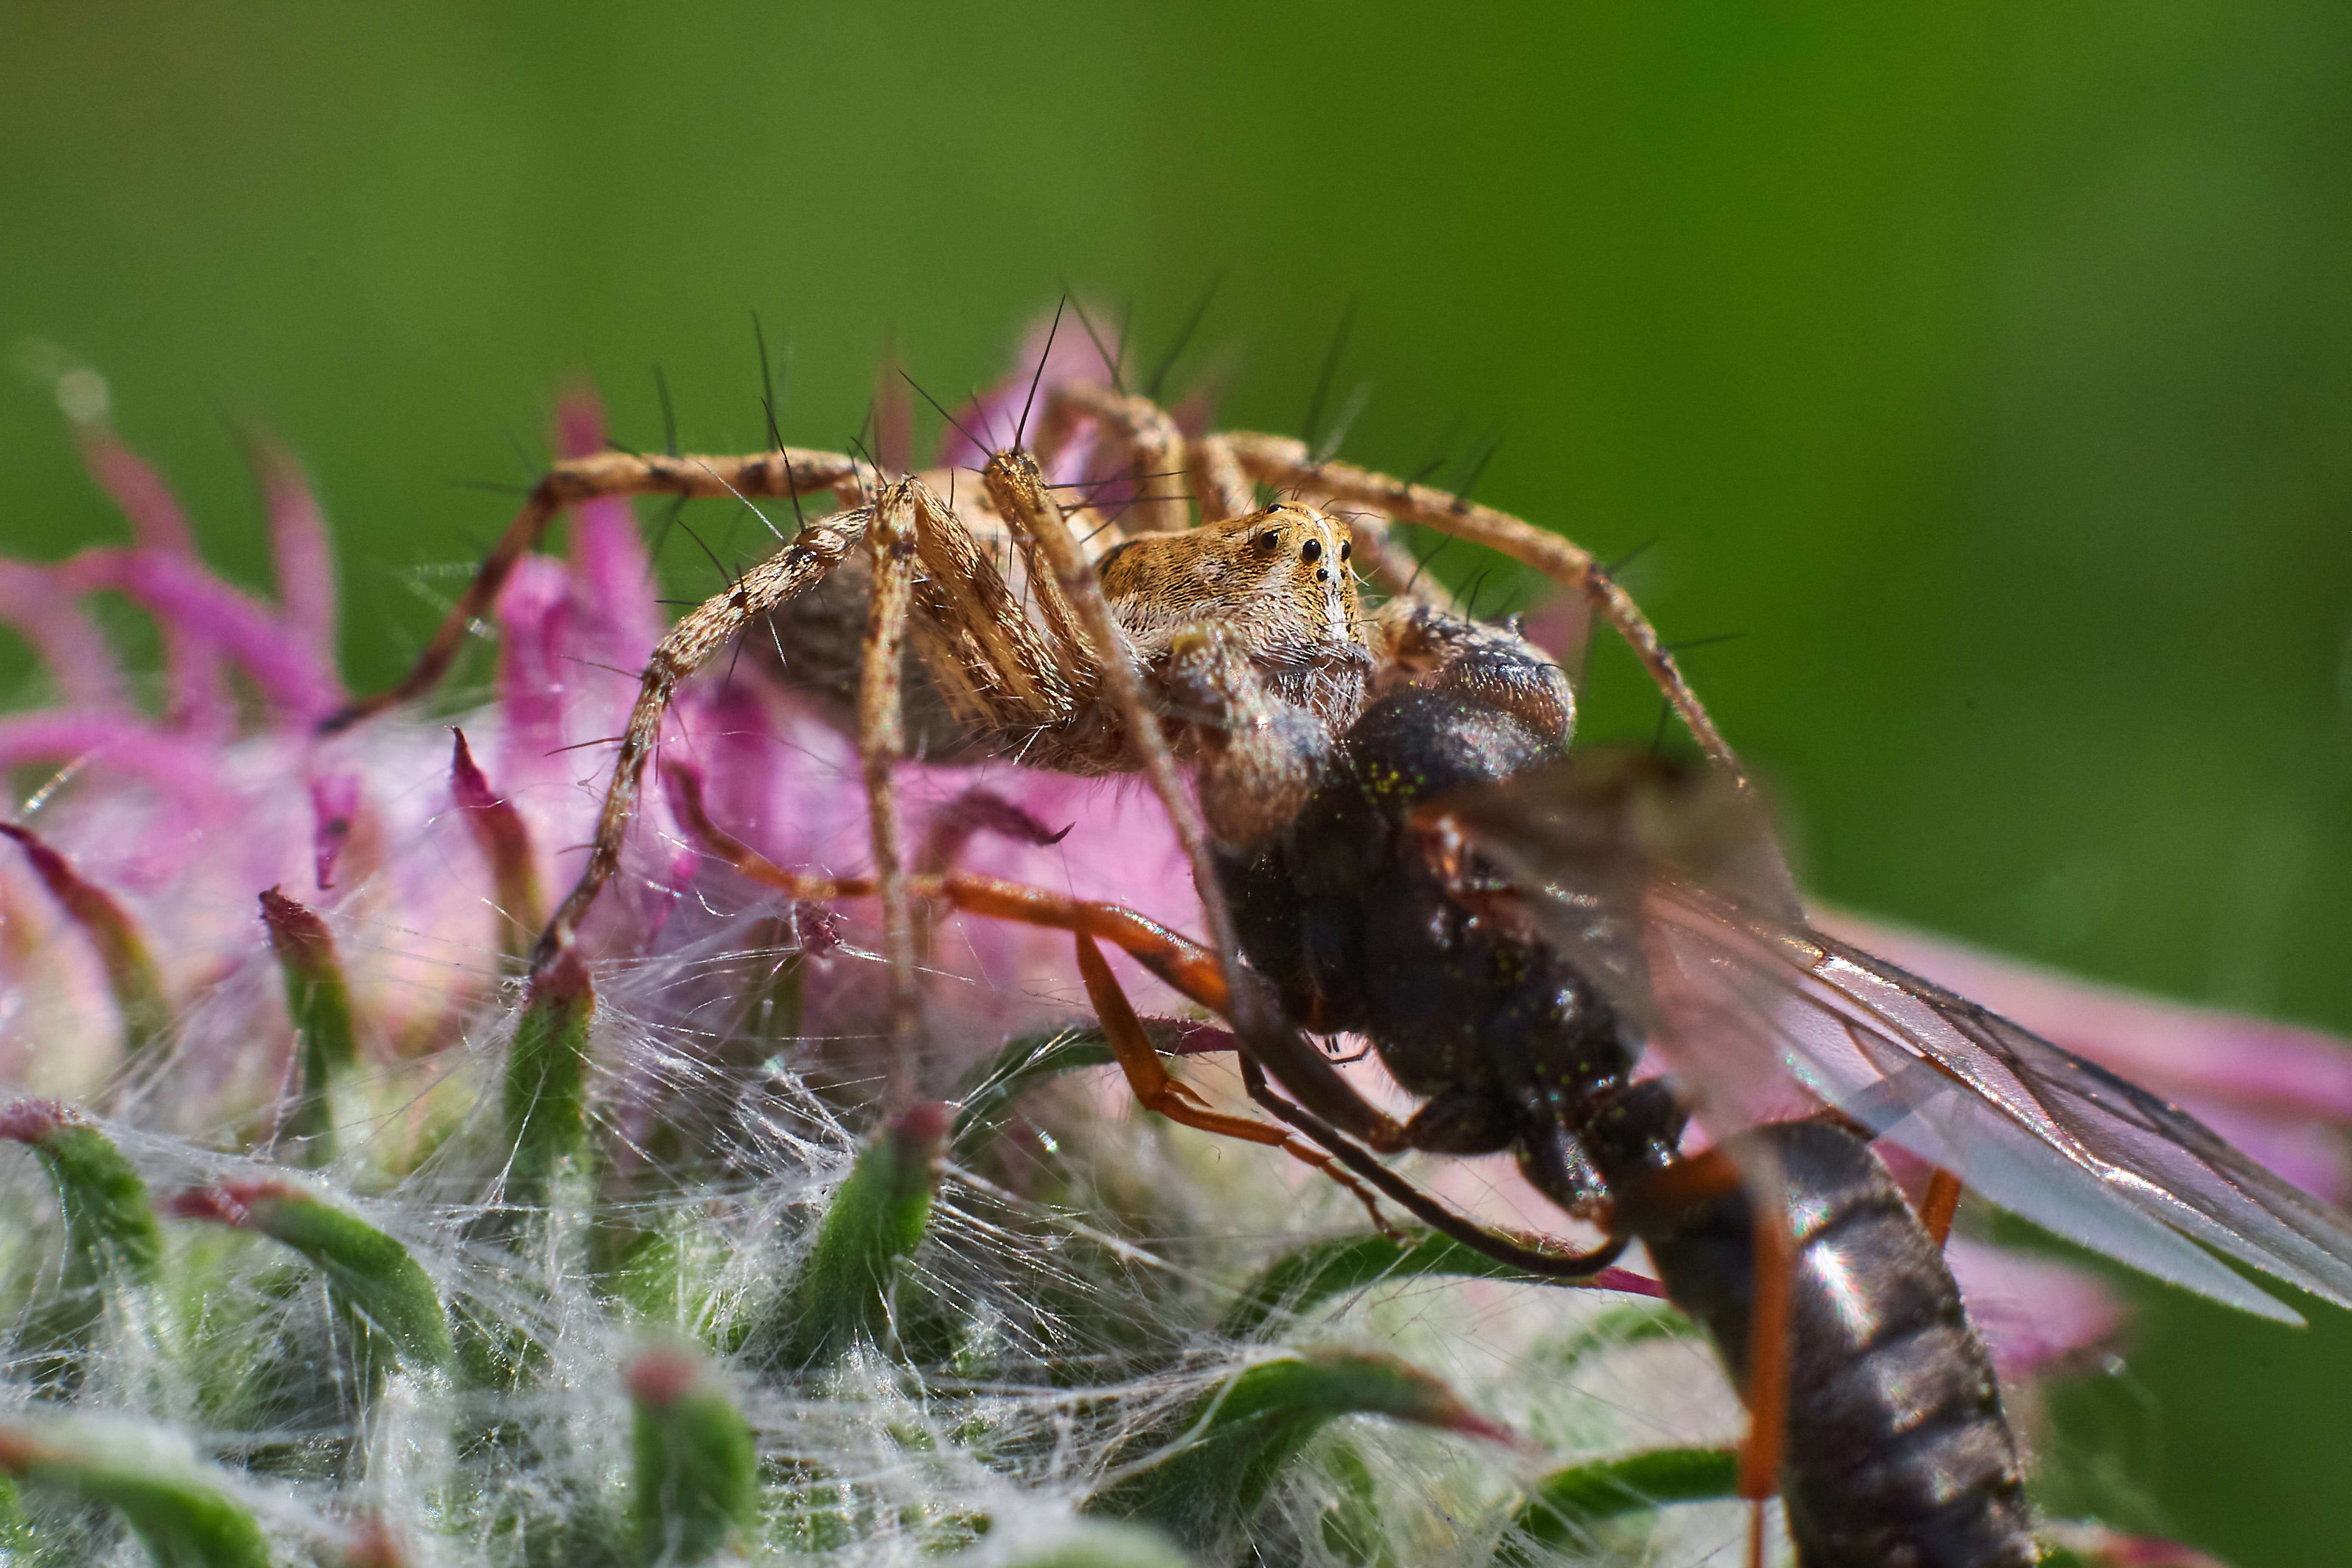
[0,1419,273,1568]
[166,1181,452,1373]
[1,1102,162,1397]
[1003,1523,1200,1568]
[0,826,171,1074]
[754,1103,948,1371]
[952,1026,1116,1145]
[1500,1445,1740,1562]
[1221,1229,1561,1341]
[628,1350,757,1566]
[258,888,359,1165]
[1087,1349,1519,1553]
[449,729,546,964]
[504,946,596,1205]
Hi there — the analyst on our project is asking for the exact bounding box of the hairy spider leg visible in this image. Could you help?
[1036,383,1193,533]
[522,466,1118,1020]
[321,447,878,732]
[523,507,870,973]
[859,481,922,1064]
[1221,433,1744,783]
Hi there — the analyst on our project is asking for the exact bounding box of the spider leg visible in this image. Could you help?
[1073,932,1395,1234]
[1187,431,1255,523]
[900,481,1078,740]
[530,507,869,971]
[1220,433,1744,782]
[1038,383,1190,533]
[860,481,922,1064]
[323,448,875,732]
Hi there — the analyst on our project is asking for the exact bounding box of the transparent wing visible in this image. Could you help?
[1437,754,2352,1323]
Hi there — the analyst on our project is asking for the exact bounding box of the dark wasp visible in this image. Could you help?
[1148,604,2352,1568]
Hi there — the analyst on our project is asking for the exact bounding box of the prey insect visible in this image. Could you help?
[326,334,2352,1566]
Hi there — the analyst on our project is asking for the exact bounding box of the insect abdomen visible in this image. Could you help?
[1627,1121,2037,1568]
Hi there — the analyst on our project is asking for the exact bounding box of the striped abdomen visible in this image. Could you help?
[1625,1120,2037,1568]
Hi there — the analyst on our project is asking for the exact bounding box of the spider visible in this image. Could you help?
[322,332,1739,1249]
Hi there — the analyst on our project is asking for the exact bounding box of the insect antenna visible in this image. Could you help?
[1063,290,1126,393]
[1015,295,1069,451]
[1145,271,1224,401]
[1300,297,1357,453]
[897,369,988,457]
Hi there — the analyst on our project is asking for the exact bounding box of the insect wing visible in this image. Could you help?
[1439,756,2352,1320]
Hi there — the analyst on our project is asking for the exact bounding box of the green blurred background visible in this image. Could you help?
[3,2,2347,1559]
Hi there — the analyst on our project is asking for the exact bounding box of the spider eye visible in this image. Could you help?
[1256,530,1283,552]
[1300,538,1322,564]
[1339,540,1352,562]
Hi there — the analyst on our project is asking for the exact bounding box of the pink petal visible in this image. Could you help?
[556,390,659,678]
[0,712,233,816]
[75,429,228,733]
[0,559,128,712]
[54,548,343,723]
[492,555,577,772]
[242,429,338,667]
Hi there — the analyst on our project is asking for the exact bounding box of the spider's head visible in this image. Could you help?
[1099,502,1364,658]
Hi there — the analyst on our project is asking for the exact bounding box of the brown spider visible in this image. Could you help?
[322,349,1740,1241]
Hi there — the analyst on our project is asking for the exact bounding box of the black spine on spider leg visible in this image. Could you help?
[1145,272,1224,402]
[1063,289,1128,394]
[1300,297,1358,456]
[1014,295,1069,451]
[1615,1123,2037,1568]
